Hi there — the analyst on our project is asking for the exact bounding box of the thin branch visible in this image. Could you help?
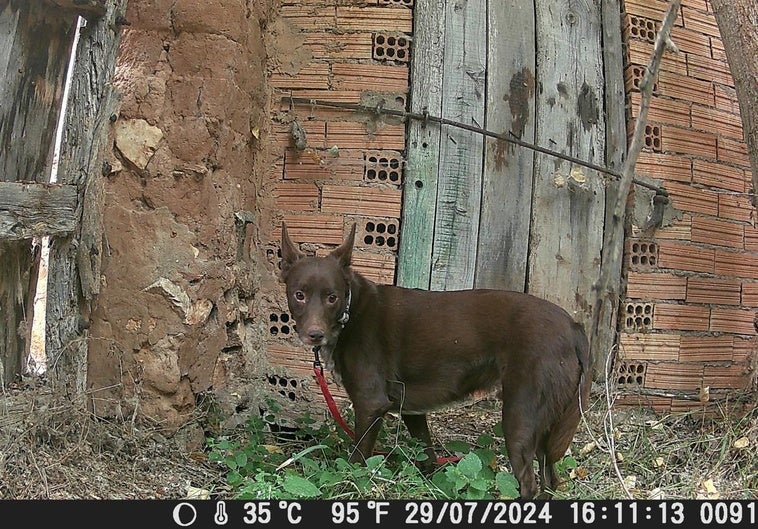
[619,1,681,207]
[603,346,632,499]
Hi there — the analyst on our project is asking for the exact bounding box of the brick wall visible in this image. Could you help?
[264,0,412,405]
[617,0,756,412]
[261,0,756,413]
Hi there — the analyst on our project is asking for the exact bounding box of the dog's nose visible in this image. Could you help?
[307,328,324,342]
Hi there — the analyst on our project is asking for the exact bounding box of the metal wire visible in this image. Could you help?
[284,95,669,196]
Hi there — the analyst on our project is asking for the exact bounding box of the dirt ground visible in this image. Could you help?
[0,378,218,499]
[2,376,756,500]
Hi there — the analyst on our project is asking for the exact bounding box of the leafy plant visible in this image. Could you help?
[205,404,579,500]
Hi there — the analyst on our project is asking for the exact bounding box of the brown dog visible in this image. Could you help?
[279,222,591,499]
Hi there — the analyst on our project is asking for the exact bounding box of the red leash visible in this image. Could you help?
[312,360,354,439]
[312,347,459,465]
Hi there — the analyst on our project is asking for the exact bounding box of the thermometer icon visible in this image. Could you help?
[214,501,229,525]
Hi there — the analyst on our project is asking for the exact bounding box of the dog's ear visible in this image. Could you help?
[330,223,356,270]
[280,222,303,279]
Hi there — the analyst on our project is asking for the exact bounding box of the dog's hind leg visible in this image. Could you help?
[501,397,540,499]
[504,434,539,499]
[537,453,557,498]
[401,413,437,469]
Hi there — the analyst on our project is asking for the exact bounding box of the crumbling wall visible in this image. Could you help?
[86,0,280,441]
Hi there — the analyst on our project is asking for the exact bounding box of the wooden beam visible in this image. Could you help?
[45,0,108,18]
[0,182,79,240]
[590,0,629,379]
[46,0,129,398]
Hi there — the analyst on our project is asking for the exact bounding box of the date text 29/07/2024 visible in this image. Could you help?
[163,500,757,527]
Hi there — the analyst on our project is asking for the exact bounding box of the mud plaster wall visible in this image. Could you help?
[86,0,283,439]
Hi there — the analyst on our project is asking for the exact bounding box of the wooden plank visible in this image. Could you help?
[0,182,78,240]
[397,0,445,289]
[0,2,70,184]
[528,0,606,330]
[474,0,535,291]
[429,0,486,291]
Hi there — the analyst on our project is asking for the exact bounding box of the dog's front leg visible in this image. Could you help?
[401,413,437,469]
[349,399,393,464]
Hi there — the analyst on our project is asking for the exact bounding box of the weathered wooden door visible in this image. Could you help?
[0,0,126,390]
[399,0,613,337]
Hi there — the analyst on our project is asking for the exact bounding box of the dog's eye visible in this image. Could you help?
[294,291,305,302]
[327,294,338,304]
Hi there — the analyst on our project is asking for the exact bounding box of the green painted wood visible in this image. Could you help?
[429,0,486,291]
[401,0,609,339]
[397,0,446,290]
[528,0,607,334]
[475,0,536,291]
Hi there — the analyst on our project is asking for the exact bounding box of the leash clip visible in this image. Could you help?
[312,345,324,375]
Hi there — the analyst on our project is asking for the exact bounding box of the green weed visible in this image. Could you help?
[205,402,578,500]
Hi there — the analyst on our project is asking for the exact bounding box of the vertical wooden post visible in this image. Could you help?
[591,0,628,377]
[46,0,129,398]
